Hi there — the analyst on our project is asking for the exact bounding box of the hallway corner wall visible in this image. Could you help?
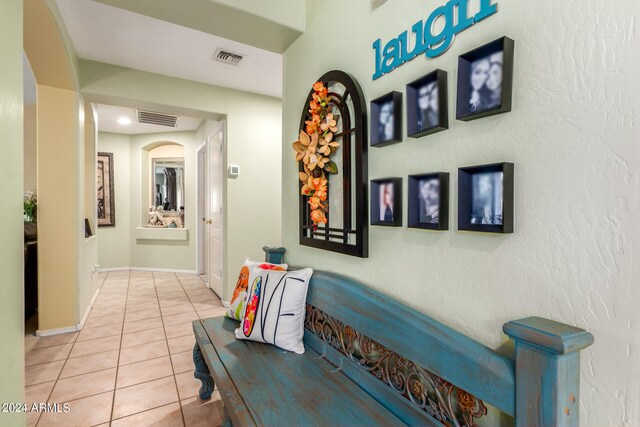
[36,85,81,330]
[77,101,100,323]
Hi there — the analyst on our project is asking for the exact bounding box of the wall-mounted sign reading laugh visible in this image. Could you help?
[372,0,498,80]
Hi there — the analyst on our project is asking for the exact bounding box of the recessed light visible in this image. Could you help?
[117,117,132,125]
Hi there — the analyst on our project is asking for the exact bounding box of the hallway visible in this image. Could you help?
[24,271,225,426]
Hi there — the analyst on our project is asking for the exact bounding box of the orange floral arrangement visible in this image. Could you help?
[293,82,340,229]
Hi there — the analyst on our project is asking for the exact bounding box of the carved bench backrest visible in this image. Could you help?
[263,248,594,427]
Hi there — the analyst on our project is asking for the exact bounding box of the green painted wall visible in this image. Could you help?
[282,1,640,425]
[0,0,25,425]
[96,132,132,268]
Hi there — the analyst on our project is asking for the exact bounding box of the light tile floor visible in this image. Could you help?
[25,270,226,427]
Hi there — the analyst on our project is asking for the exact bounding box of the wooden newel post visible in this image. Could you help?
[263,246,286,264]
[503,316,594,427]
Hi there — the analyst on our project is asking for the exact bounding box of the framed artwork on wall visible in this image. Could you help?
[408,173,449,230]
[406,70,448,138]
[296,70,369,258]
[370,91,402,147]
[370,178,402,227]
[97,152,116,227]
[458,162,514,233]
[456,36,515,121]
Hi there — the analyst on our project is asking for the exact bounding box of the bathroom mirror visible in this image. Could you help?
[153,158,184,212]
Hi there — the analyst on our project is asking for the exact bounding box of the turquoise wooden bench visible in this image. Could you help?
[192,248,594,427]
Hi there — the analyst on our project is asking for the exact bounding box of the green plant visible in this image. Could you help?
[24,192,37,222]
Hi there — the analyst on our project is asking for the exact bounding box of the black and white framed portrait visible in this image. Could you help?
[370,92,402,147]
[456,37,514,121]
[408,173,449,230]
[370,178,402,226]
[458,163,514,233]
[407,70,448,138]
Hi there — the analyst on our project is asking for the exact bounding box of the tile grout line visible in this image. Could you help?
[108,269,132,425]
[28,351,181,387]
[32,329,79,426]
[176,274,214,319]
[110,401,181,425]
[35,371,179,411]
[33,272,114,426]
[27,340,122,369]
[27,272,212,426]
[154,271,188,427]
[175,273,222,410]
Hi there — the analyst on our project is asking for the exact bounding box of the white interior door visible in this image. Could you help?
[206,131,224,298]
[196,145,207,277]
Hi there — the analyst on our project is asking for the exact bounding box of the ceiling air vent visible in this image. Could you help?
[137,110,179,128]
[213,48,245,65]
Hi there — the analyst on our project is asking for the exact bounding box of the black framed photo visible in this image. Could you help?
[456,37,515,121]
[84,218,93,238]
[458,163,514,233]
[406,70,448,138]
[408,173,449,230]
[370,178,402,227]
[97,151,116,227]
[370,91,402,147]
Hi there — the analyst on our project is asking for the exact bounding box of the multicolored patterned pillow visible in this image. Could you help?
[235,267,313,354]
[225,258,287,321]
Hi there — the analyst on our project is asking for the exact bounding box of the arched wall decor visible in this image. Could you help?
[298,70,368,258]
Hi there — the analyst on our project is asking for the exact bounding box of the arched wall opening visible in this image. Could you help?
[24,0,100,334]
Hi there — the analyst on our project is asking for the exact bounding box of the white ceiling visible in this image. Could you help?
[94,103,204,134]
[55,0,283,98]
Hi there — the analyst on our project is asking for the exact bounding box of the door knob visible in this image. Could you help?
[205,219,213,224]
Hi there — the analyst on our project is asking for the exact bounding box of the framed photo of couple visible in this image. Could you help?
[458,162,514,234]
[408,173,449,231]
[370,178,402,227]
[456,36,515,121]
[406,70,448,138]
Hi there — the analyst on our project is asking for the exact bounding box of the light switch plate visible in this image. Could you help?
[228,165,240,178]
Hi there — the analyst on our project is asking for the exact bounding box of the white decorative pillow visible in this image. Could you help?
[225,258,288,321]
[235,267,313,354]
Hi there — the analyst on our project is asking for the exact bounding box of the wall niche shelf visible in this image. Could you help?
[135,227,189,241]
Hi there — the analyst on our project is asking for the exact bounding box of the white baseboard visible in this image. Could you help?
[36,325,79,337]
[36,280,103,336]
[77,284,102,330]
[97,266,197,274]
[131,267,197,274]
[97,266,130,272]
